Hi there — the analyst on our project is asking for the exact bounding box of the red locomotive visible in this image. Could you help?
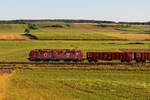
[29,49,150,63]
[28,49,84,62]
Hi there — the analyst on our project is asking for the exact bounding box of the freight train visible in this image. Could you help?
[28,49,150,63]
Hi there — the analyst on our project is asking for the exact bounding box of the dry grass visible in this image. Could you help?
[103,33,150,40]
[0,35,30,40]
[6,69,150,100]
[0,70,13,100]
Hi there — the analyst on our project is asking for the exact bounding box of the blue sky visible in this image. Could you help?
[0,0,149,22]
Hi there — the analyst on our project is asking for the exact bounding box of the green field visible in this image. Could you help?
[0,24,25,34]
[4,69,150,100]
[0,23,150,40]
[0,40,149,62]
[116,25,150,33]
[30,29,123,40]
[27,23,150,40]
[29,22,122,40]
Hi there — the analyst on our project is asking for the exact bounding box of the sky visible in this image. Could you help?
[0,0,150,22]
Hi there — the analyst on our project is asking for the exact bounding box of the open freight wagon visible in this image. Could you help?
[87,52,150,63]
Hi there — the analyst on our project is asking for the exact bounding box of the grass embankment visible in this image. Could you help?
[4,69,150,100]
[0,40,149,62]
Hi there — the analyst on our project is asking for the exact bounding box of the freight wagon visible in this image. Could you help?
[87,52,150,63]
[87,52,133,63]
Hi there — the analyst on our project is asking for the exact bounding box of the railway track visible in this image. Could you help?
[0,62,141,66]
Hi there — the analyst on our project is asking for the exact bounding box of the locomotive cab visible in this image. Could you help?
[28,49,84,62]
[28,50,40,61]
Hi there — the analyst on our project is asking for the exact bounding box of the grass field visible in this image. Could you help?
[0,23,150,40]
[0,24,25,34]
[0,40,149,62]
[28,23,150,40]
[3,69,150,100]
[30,28,123,40]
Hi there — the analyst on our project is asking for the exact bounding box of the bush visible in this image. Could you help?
[51,24,63,28]
[24,28,30,34]
[28,24,38,30]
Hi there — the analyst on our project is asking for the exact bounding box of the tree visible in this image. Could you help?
[28,23,38,30]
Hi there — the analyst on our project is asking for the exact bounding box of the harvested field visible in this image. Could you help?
[103,33,150,40]
[0,69,13,100]
[0,35,30,40]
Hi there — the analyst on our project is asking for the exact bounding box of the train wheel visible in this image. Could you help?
[142,60,146,63]
[136,60,140,63]
[43,60,49,63]
[94,60,98,63]
[64,60,70,63]
[121,60,125,63]
[73,60,78,63]
[35,60,41,62]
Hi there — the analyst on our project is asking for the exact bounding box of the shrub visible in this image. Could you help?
[51,24,63,28]
[24,28,30,34]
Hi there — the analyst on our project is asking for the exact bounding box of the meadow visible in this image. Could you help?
[0,22,150,40]
[28,22,150,40]
[3,68,150,100]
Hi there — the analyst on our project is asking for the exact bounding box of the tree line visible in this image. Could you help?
[0,19,149,25]
[0,19,115,24]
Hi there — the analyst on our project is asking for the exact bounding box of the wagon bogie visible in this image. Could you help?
[126,60,131,63]
[121,60,125,63]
